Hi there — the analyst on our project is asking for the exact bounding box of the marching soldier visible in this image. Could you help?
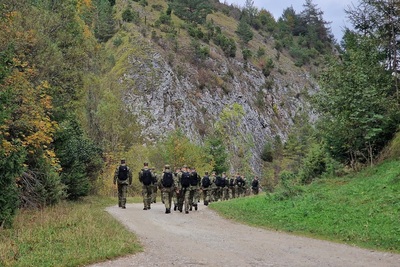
[177,165,191,214]
[113,159,132,209]
[201,171,211,205]
[159,165,175,213]
[139,162,154,210]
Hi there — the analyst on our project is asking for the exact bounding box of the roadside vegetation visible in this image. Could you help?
[0,197,142,267]
[211,160,400,253]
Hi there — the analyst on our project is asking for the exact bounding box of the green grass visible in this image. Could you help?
[210,160,400,253]
[0,196,143,267]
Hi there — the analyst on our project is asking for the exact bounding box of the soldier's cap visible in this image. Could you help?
[182,164,187,168]
[151,167,155,170]
[205,171,209,175]
[121,158,126,163]
[164,164,170,169]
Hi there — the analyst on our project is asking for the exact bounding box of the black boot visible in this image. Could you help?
[166,208,171,214]
[204,201,208,206]
[194,204,198,211]
[174,205,177,211]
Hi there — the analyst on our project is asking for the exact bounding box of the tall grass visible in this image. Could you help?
[0,196,142,267]
[211,160,400,253]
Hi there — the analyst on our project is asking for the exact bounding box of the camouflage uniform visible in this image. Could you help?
[139,163,155,210]
[177,166,191,214]
[159,165,174,213]
[201,172,211,205]
[113,160,132,209]
[236,175,244,197]
[228,175,236,199]
[210,172,218,202]
[172,169,180,211]
[189,168,201,211]
[251,176,260,195]
[221,173,229,201]
[151,168,158,203]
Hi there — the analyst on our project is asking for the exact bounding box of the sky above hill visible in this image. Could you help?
[223,0,356,41]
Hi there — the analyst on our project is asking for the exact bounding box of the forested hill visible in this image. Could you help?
[1,0,399,228]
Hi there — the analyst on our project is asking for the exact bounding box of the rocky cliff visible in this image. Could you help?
[107,2,318,173]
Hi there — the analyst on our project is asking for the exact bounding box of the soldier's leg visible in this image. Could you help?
[172,191,178,211]
[177,190,184,212]
[121,184,127,208]
[193,188,199,210]
[146,186,152,209]
[167,190,173,212]
[142,185,147,209]
[118,184,123,207]
[184,188,190,213]
[189,188,194,211]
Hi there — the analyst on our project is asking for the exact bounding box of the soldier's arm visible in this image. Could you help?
[138,171,142,183]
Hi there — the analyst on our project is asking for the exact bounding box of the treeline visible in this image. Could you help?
[0,0,116,227]
[260,0,400,191]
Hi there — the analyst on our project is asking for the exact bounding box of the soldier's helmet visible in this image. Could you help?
[165,164,170,169]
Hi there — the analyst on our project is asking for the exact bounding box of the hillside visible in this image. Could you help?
[99,0,327,174]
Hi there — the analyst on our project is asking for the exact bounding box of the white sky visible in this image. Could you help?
[223,0,357,41]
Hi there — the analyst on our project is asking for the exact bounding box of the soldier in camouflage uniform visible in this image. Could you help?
[151,167,158,203]
[113,159,132,209]
[139,162,155,210]
[251,176,260,195]
[172,168,180,211]
[189,167,201,211]
[201,171,211,205]
[177,165,191,214]
[236,173,244,197]
[221,172,229,201]
[159,165,175,213]
[228,174,236,199]
[209,171,218,202]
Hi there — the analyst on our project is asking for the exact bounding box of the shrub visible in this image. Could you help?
[122,9,139,23]
[242,48,252,61]
[113,36,123,47]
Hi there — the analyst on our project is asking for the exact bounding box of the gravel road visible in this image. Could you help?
[88,202,400,267]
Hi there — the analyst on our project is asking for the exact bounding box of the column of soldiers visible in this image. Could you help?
[115,160,261,212]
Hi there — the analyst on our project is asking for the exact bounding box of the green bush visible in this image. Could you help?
[54,120,103,200]
[122,9,139,23]
[242,48,252,61]
[113,36,123,47]
[213,33,236,57]
[0,149,24,227]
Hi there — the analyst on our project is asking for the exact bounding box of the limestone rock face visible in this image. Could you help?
[118,36,317,173]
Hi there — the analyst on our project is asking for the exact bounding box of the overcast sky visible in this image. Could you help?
[223,0,356,41]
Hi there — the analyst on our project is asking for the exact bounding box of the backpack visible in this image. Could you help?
[190,172,198,186]
[220,177,226,187]
[229,178,235,186]
[162,172,174,187]
[180,172,190,188]
[215,176,222,187]
[118,165,128,180]
[141,169,153,186]
[236,176,243,186]
[202,176,211,188]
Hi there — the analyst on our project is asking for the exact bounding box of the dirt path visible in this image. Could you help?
[88,202,400,267]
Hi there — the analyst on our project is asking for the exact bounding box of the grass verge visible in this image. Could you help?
[0,196,142,267]
[210,160,400,253]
